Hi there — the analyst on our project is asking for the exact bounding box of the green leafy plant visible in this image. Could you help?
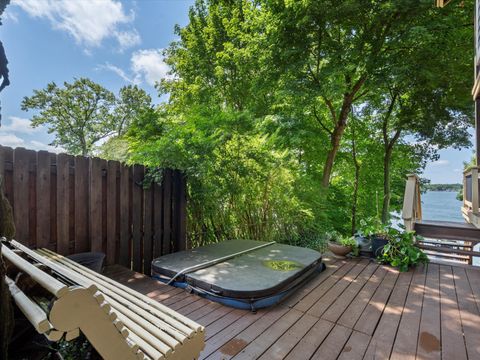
[358,217,388,238]
[339,236,360,257]
[380,230,428,272]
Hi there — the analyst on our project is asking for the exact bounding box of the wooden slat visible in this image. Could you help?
[417,243,480,257]
[337,265,388,329]
[118,164,131,267]
[173,170,187,251]
[74,156,89,253]
[0,145,7,179]
[258,313,317,360]
[284,318,334,360]
[36,151,51,249]
[143,180,153,275]
[153,182,163,258]
[363,270,414,359]
[390,264,427,360]
[439,265,467,360]
[106,161,119,265]
[13,148,32,245]
[282,259,344,308]
[306,260,369,318]
[1,147,13,209]
[89,157,104,253]
[416,264,441,359]
[414,221,480,243]
[162,169,172,255]
[337,330,371,360]
[321,261,378,323]
[310,324,351,360]
[295,261,357,312]
[131,165,143,272]
[201,310,263,358]
[56,153,71,254]
[353,268,399,336]
[452,267,480,359]
[231,308,303,359]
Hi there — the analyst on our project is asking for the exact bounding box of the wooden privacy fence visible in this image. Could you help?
[0,145,187,275]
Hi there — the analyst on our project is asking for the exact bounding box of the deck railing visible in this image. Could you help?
[462,166,480,227]
[402,174,423,232]
[402,173,480,265]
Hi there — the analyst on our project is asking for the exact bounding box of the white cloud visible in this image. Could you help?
[0,133,25,147]
[131,49,170,86]
[2,9,19,23]
[96,63,135,84]
[29,140,63,153]
[13,0,140,50]
[115,29,141,51]
[431,159,450,166]
[1,116,38,134]
[98,48,170,87]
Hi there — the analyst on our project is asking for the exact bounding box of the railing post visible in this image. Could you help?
[402,174,420,232]
[472,167,479,214]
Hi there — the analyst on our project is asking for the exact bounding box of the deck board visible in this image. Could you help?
[104,259,480,360]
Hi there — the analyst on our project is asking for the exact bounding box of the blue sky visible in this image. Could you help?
[0,0,475,184]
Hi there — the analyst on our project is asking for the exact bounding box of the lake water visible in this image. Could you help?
[421,190,464,222]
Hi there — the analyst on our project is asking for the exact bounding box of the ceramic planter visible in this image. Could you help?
[328,242,352,258]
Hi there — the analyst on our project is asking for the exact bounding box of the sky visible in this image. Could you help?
[0,0,476,184]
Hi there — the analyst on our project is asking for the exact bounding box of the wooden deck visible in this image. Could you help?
[104,259,480,360]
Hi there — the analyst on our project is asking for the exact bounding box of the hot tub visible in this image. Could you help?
[151,240,325,310]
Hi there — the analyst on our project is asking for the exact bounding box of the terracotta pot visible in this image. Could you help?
[327,242,352,258]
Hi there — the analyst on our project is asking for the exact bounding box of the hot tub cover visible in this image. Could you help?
[151,240,324,309]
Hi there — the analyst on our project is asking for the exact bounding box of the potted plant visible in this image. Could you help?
[379,230,428,272]
[327,232,359,258]
[358,218,389,257]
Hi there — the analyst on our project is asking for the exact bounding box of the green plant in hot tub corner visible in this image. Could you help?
[327,232,359,258]
[379,230,428,272]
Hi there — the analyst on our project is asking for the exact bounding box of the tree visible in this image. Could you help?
[22,78,152,156]
[360,0,474,223]
[262,0,473,188]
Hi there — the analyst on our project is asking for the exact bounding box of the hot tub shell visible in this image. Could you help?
[151,240,325,310]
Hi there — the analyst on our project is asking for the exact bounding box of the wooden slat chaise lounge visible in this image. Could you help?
[1,238,205,360]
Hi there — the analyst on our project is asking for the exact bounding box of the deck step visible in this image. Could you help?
[414,220,480,243]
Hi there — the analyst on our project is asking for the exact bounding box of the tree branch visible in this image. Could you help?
[312,105,333,135]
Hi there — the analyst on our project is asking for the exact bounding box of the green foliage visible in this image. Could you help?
[380,230,429,272]
[122,0,475,248]
[358,217,388,238]
[22,78,152,156]
[339,236,359,256]
[127,106,324,246]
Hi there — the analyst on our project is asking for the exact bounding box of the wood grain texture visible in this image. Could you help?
[104,260,480,360]
[0,146,186,273]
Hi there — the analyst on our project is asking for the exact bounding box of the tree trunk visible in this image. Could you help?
[382,146,393,224]
[351,124,360,235]
[321,77,367,188]
[322,121,347,187]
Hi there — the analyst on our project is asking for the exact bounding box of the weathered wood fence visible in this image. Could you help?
[0,146,187,275]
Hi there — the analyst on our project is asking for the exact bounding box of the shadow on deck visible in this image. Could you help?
[104,258,480,359]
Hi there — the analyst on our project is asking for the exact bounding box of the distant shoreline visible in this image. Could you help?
[424,183,462,192]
